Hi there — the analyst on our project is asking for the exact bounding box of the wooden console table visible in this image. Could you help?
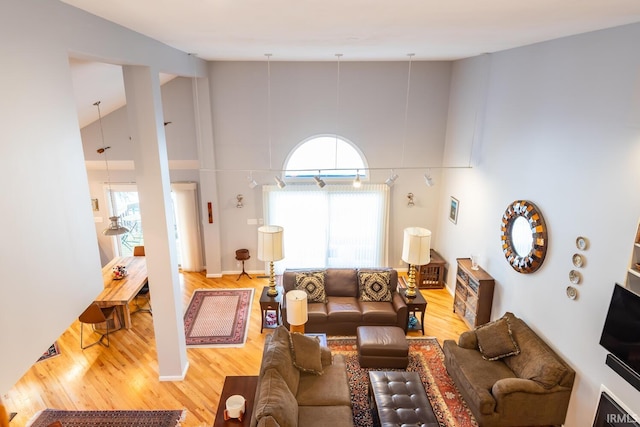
[213,376,258,427]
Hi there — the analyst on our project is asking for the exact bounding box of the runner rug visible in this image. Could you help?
[183,288,254,347]
[26,409,185,427]
[327,337,478,427]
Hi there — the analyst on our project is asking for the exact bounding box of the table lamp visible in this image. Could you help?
[286,290,308,333]
[258,225,284,296]
[401,227,431,298]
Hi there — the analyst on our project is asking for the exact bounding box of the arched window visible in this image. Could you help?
[284,135,367,179]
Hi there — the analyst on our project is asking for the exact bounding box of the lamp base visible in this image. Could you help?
[404,265,418,298]
[290,324,305,333]
[267,261,278,296]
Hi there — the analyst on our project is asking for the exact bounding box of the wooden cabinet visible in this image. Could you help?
[415,249,446,289]
[453,258,495,329]
[626,221,640,294]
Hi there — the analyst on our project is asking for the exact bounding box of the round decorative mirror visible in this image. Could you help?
[500,200,548,273]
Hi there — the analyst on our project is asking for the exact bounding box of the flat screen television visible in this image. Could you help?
[599,284,640,376]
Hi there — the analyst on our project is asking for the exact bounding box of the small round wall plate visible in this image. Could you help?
[572,253,584,268]
[569,270,581,284]
[566,286,578,300]
[576,236,588,250]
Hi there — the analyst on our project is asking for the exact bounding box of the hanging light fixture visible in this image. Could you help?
[353,169,362,188]
[314,170,326,188]
[94,101,129,236]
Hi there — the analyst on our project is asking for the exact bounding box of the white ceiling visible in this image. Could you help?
[64,0,640,127]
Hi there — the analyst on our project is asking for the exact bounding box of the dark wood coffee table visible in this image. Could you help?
[213,376,259,427]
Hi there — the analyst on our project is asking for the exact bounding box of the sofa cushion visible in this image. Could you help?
[254,368,298,427]
[326,297,362,322]
[307,303,328,324]
[257,415,281,427]
[296,354,352,407]
[295,271,327,303]
[325,269,358,297]
[297,405,355,427]
[359,301,398,323]
[502,313,568,389]
[475,316,520,361]
[261,326,300,395]
[358,270,392,302]
[289,332,323,375]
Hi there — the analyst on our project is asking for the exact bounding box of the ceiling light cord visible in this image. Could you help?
[334,53,342,170]
[94,101,115,215]
[400,53,414,169]
[266,53,273,171]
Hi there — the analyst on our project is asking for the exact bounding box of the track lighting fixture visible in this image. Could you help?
[275,176,286,189]
[385,171,399,187]
[424,173,434,187]
[248,172,258,189]
[353,170,362,188]
[313,170,326,188]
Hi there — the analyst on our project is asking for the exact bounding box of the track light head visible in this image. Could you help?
[275,176,286,189]
[314,176,326,188]
[353,170,362,188]
[385,173,399,187]
[424,173,434,187]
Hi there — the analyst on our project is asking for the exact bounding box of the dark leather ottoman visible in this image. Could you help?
[357,326,408,368]
[368,371,439,427]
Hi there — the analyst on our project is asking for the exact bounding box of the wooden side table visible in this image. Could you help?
[213,376,259,427]
[399,277,428,335]
[259,286,281,333]
[414,249,446,289]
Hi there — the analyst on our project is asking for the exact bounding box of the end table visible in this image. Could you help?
[400,277,427,335]
[213,376,258,427]
[259,286,281,333]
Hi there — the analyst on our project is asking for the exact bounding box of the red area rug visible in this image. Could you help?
[26,409,185,426]
[36,342,60,363]
[327,337,478,427]
[183,288,254,347]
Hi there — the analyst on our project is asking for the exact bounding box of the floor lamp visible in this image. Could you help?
[257,225,284,297]
[401,227,431,298]
[286,290,308,333]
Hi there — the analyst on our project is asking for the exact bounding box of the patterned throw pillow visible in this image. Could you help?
[359,271,392,302]
[475,316,521,361]
[295,271,327,303]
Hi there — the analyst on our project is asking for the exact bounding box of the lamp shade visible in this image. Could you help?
[286,290,308,326]
[257,225,284,262]
[401,227,431,265]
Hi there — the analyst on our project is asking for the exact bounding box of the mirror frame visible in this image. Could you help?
[500,200,548,274]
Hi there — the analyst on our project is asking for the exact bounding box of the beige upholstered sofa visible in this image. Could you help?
[281,268,408,335]
[249,326,353,427]
[443,312,575,427]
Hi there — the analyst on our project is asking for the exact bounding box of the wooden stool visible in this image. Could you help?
[235,249,252,280]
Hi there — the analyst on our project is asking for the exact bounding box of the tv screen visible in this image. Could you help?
[599,284,640,374]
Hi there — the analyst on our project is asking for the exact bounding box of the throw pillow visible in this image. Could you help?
[358,271,392,302]
[518,346,568,389]
[475,316,520,361]
[289,332,323,375]
[295,271,327,303]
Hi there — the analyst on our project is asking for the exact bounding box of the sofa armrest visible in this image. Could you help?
[392,292,408,331]
[492,377,549,396]
[458,330,478,349]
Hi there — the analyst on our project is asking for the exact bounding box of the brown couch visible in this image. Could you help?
[249,326,353,427]
[443,312,575,427]
[281,268,408,335]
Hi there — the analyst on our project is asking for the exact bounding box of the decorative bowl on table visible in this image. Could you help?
[112,265,128,280]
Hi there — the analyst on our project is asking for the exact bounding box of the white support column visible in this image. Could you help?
[122,65,188,381]
[192,76,223,277]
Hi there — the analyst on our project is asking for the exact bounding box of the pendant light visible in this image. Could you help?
[94,101,129,236]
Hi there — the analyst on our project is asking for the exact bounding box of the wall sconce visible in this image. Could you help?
[236,194,244,208]
[407,193,415,207]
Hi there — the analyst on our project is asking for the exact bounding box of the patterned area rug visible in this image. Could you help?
[184,288,254,347]
[36,342,60,362]
[26,409,185,426]
[327,337,478,427]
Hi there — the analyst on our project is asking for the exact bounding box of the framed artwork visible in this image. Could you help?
[449,197,459,224]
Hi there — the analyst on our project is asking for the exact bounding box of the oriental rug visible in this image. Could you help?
[184,288,254,347]
[26,409,185,427]
[327,337,478,427]
[36,342,60,363]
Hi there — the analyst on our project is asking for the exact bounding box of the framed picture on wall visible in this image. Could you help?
[449,197,459,224]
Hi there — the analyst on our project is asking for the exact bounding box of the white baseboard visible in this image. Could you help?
[159,361,189,382]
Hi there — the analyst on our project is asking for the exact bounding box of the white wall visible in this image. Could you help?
[438,24,640,425]
[0,0,200,394]
[209,61,451,273]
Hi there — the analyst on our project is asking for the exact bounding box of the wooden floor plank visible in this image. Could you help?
[3,272,468,427]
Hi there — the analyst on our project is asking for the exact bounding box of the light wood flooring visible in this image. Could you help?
[4,272,469,426]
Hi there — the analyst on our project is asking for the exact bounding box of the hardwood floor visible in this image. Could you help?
[4,272,468,426]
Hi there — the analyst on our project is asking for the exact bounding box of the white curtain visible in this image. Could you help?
[263,184,389,273]
[172,182,203,272]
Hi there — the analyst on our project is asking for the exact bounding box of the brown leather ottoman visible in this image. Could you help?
[368,371,439,427]
[357,326,409,368]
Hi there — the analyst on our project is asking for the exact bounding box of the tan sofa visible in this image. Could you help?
[249,326,354,427]
[443,312,575,427]
[281,268,408,335]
